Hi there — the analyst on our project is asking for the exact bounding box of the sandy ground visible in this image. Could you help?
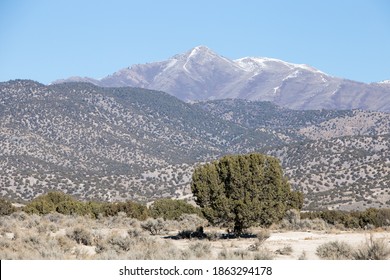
[166,230,390,260]
[41,227,389,260]
[265,230,390,259]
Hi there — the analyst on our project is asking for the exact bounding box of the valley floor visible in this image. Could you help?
[175,230,390,260]
[1,212,389,260]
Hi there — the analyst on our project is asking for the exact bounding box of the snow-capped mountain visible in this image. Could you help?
[54,46,390,112]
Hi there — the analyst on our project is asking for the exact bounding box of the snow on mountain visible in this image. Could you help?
[235,56,324,74]
[54,46,390,112]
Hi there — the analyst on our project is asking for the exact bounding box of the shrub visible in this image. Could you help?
[85,201,106,219]
[103,201,149,220]
[316,241,354,260]
[44,192,75,205]
[56,200,88,216]
[24,191,75,215]
[23,192,150,220]
[353,235,390,260]
[127,228,143,238]
[188,241,211,258]
[176,214,208,231]
[150,199,202,220]
[66,227,92,246]
[0,198,16,216]
[23,198,55,215]
[298,251,307,260]
[256,229,271,244]
[141,218,166,235]
[56,235,74,253]
[248,230,270,251]
[284,209,301,225]
[106,234,133,253]
[253,248,275,260]
[301,208,390,229]
[45,212,65,223]
[275,245,293,255]
[375,208,390,227]
[358,208,380,228]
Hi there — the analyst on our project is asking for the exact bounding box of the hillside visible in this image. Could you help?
[195,99,389,141]
[298,110,390,140]
[1,80,389,210]
[0,80,280,202]
[264,135,390,210]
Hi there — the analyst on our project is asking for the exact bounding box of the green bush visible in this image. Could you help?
[358,208,379,228]
[56,200,88,216]
[375,208,390,227]
[103,201,149,220]
[85,201,106,219]
[23,191,75,215]
[23,198,56,215]
[44,191,75,205]
[150,199,202,220]
[301,208,390,229]
[23,192,149,220]
[0,198,16,215]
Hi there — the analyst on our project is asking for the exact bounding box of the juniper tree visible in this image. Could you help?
[191,153,303,235]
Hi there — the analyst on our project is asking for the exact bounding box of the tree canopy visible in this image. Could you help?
[191,153,303,234]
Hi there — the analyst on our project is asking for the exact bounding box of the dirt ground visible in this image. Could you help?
[167,229,390,260]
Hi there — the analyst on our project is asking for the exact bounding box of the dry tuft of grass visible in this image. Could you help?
[353,234,390,260]
[275,245,293,256]
[316,241,354,260]
[2,210,389,260]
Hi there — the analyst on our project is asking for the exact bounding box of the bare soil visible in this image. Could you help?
[164,229,390,260]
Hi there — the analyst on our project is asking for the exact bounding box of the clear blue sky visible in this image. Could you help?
[0,0,389,84]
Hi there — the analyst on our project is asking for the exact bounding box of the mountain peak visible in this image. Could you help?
[192,45,212,52]
[52,47,390,112]
[185,45,219,59]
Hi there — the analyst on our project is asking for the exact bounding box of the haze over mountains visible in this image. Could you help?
[54,46,390,112]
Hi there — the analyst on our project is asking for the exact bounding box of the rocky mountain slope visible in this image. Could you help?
[265,135,390,211]
[1,80,389,210]
[194,99,390,141]
[298,110,390,140]
[0,80,281,202]
[54,46,390,112]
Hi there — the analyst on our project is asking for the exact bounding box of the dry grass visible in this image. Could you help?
[353,234,390,260]
[1,212,389,260]
[316,241,354,260]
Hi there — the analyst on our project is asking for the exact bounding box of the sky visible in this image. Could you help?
[0,0,389,84]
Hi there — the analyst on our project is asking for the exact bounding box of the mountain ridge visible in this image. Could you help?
[53,46,390,112]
